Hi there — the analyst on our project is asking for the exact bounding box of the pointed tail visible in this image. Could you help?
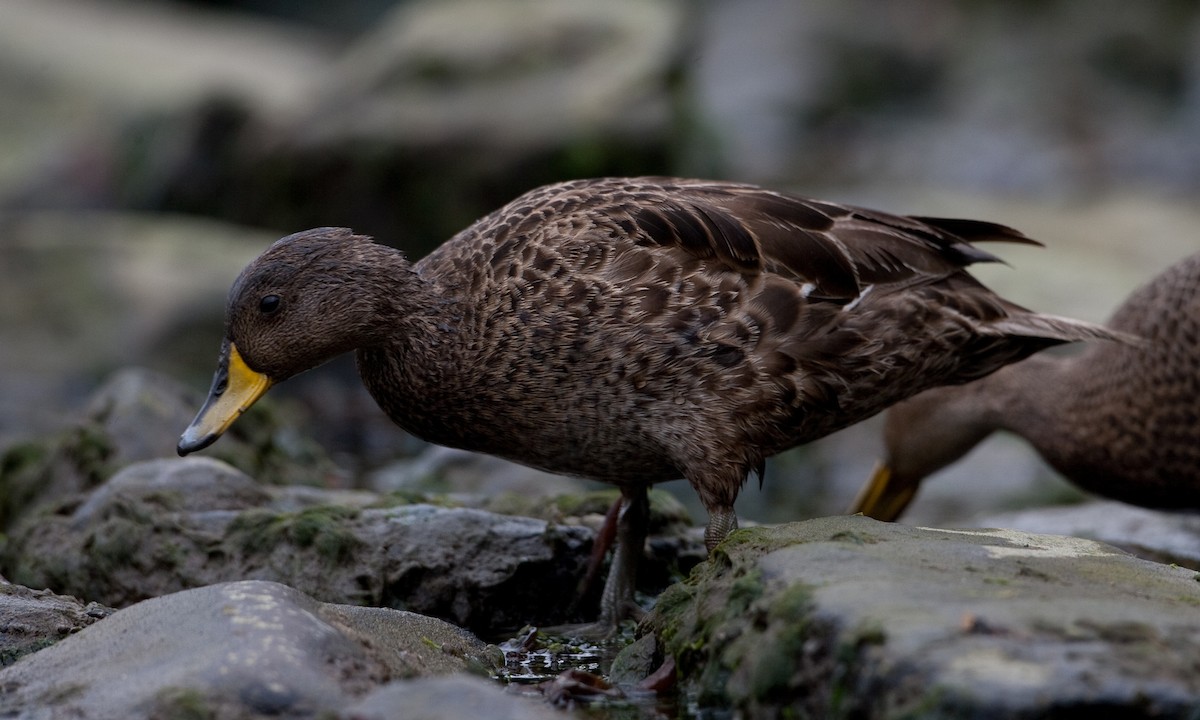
[985,313,1143,346]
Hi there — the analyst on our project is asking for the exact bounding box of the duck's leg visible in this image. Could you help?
[596,484,650,629]
[695,464,744,552]
[704,505,738,552]
[569,495,621,611]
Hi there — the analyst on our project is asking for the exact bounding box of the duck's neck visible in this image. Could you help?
[979,353,1074,436]
[886,353,1071,482]
[1007,341,1140,482]
[351,246,470,446]
[969,348,1113,478]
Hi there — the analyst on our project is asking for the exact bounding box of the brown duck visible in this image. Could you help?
[851,251,1200,522]
[178,176,1121,630]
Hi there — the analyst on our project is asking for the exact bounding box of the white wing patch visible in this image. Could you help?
[842,284,875,312]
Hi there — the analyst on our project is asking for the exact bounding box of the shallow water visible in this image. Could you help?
[493,626,718,719]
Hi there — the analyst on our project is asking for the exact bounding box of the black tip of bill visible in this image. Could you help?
[177,429,218,456]
[176,341,273,457]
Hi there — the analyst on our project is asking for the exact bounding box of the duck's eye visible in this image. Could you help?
[259,294,281,314]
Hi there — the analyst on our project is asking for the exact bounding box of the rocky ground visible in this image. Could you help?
[631,517,1200,718]
[0,580,528,718]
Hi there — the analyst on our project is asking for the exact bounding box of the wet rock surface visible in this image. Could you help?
[972,501,1200,571]
[639,515,1200,718]
[0,578,111,667]
[0,580,505,719]
[339,675,564,720]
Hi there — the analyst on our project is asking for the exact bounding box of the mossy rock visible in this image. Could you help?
[0,368,343,533]
[226,505,365,565]
[646,525,859,715]
[638,516,1200,718]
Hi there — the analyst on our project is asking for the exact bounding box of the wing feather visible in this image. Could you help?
[624,181,1029,304]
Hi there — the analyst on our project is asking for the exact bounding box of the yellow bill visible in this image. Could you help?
[177,342,273,455]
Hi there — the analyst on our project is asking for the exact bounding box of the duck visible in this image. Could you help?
[177,176,1123,632]
[851,251,1200,522]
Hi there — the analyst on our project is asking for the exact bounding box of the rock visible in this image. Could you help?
[0,0,327,119]
[696,1,1200,193]
[644,515,1200,718]
[607,633,661,688]
[67,456,271,526]
[83,368,217,471]
[0,580,503,719]
[0,367,343,531]
[5,0,687,254]
[2,457,597,634]
[216,0,685,250]
[0,212,269,447]
[340,675,562,720]
[367,445,590,498]
[372,449,711,586]
[0,0,332,205]
[3,411,709,633]
[300,0,683,152]
[0,368,203,530]
[971,501,1200,571]
[372,446,696,534]
[0,579,111,667]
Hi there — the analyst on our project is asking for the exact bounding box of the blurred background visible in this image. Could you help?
[2,0,1198,527]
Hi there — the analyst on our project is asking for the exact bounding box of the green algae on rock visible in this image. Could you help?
[226,505,365,565]
[0,368,341,537]
[636,515,1200,718]
[1,457,598,634]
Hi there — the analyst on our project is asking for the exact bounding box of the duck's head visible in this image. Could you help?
[178,227,397,455]
[850,382,1000,521]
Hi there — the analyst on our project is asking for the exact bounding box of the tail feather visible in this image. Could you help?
[987,313,1143,346]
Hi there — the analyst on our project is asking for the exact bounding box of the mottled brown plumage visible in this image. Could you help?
[852,252,1200,522]
[178,177,1122,630]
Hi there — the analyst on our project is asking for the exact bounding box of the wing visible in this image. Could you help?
[619,178,1038,303]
